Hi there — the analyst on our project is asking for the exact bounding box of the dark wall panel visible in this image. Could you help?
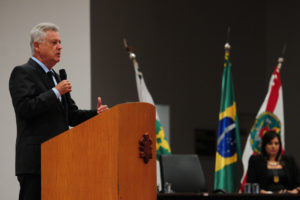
[91,0,300,190]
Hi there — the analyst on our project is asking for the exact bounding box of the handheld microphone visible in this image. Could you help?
[59,69,71,102]
[59,69,67,80]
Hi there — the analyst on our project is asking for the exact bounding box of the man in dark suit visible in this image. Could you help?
[9,22,108,200]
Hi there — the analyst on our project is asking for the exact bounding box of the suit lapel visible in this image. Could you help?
[29,58,53,90]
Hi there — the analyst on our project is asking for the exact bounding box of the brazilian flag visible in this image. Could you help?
[214,44,241,193]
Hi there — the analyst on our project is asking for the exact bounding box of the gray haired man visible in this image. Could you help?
[9,22,108,200]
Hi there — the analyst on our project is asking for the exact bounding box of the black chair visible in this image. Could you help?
[160,154,207,193]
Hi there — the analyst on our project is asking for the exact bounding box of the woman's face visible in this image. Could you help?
[265,136,280,157]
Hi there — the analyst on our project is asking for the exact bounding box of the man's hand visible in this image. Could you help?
[55,80,72,95]
[97,97,108,114]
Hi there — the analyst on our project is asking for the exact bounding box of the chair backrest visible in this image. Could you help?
[160,154,207,193]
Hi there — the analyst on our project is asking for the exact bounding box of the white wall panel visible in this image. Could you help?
[0,0,90,198]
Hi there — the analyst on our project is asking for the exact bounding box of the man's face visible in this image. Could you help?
[34,30,62,68]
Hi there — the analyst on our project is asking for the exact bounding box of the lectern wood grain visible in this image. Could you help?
[118,103,156,200]
[41,102,156,200]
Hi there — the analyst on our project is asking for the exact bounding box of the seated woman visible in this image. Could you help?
[247,130,300,194]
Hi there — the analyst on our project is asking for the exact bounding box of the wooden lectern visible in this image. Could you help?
[41,102,156,200]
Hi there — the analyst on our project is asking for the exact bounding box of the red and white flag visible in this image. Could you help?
[240,57,285,190]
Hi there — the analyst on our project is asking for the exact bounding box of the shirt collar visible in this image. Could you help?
[31,57,51,73]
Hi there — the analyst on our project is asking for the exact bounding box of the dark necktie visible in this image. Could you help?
[47,71,55,88]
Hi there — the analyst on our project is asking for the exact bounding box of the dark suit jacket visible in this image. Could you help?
[247,154,300,191]
[9,58,97,175]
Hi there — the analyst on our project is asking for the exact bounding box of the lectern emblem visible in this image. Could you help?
[139,133,153,164]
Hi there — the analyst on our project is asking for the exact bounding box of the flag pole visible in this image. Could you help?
[225,42,231,52]
[123,38,138,66]
[225,26,231,54]
[277,43,286,70]
[226,26,231,43]
[224,27,231,69]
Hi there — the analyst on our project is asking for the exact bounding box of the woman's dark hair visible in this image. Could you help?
[261,130,282,161]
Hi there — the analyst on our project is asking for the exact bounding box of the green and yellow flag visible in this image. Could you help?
[214,43,241,193]
[156,120,171,159]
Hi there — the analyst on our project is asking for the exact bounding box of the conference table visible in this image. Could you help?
[158,192,300,200]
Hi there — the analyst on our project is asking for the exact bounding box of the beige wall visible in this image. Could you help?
[0,0,90,198]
